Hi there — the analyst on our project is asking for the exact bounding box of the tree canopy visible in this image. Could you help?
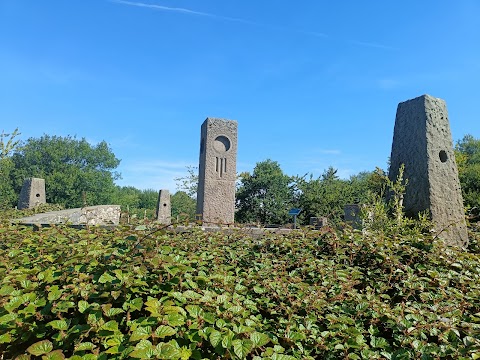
[9,135,121,208]
[235,159,294,225]
[455,134,480,211]
[0,129,20,209]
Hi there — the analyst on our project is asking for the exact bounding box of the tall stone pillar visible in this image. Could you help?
[196,118,238,225]
[17,178,46,210]
[156,189,171,225]
[389,94,468,247]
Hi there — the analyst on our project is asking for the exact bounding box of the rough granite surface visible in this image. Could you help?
[389,94,468,247]
[156,189,171,225]
[17,178,46,210]
[196,118,238,225]
[14,205,121,226]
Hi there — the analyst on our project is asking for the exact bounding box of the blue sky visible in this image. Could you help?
[1,1,479,192]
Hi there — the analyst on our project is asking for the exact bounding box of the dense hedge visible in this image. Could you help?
[1,222,480,359]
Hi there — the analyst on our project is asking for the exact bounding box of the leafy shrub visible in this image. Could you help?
[0,221,479,359]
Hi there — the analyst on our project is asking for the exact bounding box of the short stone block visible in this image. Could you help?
[17,178,46,210]
[344,204,362,228]
[310,217,328,229]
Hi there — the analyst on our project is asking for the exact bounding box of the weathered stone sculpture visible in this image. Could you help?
[156,189,171,225]
[196,118,238,225]
[17,178,46,210]
[389,94,468,247]
[344,204,362,229]
[310,216,328,229]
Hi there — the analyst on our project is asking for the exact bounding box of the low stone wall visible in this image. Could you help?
[14,205,121,226]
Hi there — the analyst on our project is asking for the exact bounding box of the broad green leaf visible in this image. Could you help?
[186,305,202,318]
[130,340,155,359]
[216,294,229,303]
[101,320,119,332]
[105,334,125,346]
[233,339,253,359]
[41,350,65,360]
[216,319,227,329]
[155,342,180,359]
[130,326,152,342]
[163,305,186,315]
[78,300,90,313]
[0,332,12,343]
[19,303,37,315]
[123,298,143,312]
[74,342,95,351]
[250,332,270,347]
[0,313,17,324]
[4,296,23,312]
[47,319,70,331]
[154,325,176,338]
[233,324,253,334]
[203,312,216,324]
[179,347,192,360]
[370,336,388,349]
[105,345,122,355]
[271,354,296,360]
[104,307,124,317]
[98,273,115,284]
[209,330,222,348]
[48,286,62,301]
[20,279,32,289]
[222,332,234,349]
[165,313,185,327]
[27,340,54,356]
[14,355,31,360]
[52,300,75,313]
[183,290,200,299]
[228,305,243,314]
[0,285,15,295]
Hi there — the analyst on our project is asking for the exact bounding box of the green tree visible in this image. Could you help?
[139,189,158,209]
[0,128,20,209]
[112,186,141,209]
[171,191,196,221]
[235,159,294,225]
[455,134,480,210]
[296,167,382,225]
[10,135,121,208]
[174,166,198,198]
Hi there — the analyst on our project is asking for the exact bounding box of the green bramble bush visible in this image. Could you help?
[0,218,479,359]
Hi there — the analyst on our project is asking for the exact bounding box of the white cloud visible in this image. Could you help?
[110,0,328,38]
[110,0,256,24]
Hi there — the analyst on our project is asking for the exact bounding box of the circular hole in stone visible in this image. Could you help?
[439,150,448,163]
[213,135,231,152]
[36,193,41,197]
[163,203,167,207]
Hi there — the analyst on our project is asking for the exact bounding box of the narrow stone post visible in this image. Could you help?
[156,189,171,225]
